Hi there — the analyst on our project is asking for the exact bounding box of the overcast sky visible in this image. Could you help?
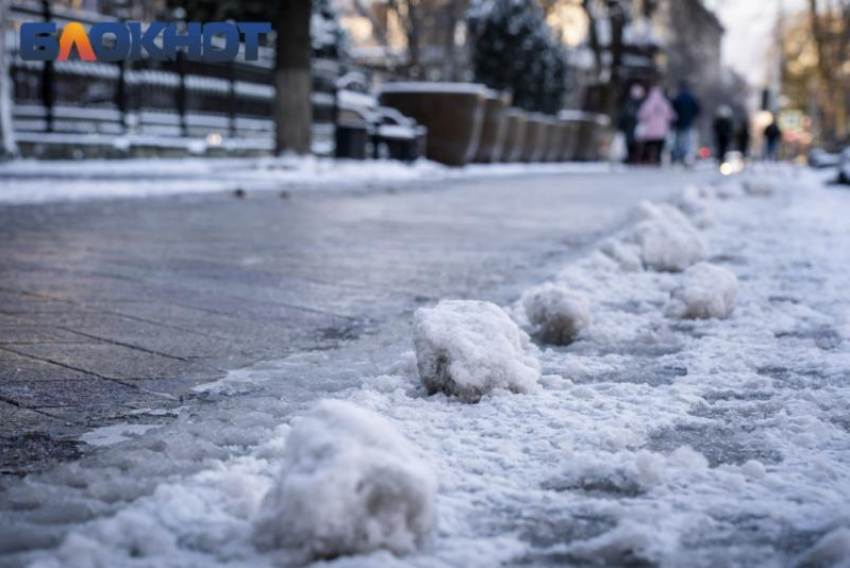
[712,0,805,87]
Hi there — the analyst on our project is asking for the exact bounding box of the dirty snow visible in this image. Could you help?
[413,300,540,402]
[2,165,850,568]
[664,262,738,320]
[521,283,592,345]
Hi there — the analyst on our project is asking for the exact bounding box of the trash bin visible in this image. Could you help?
[521,114,548,162]
[335,122,369,160]
[378,83,487,167]
[501,108,527,163]
[474,90,511,163]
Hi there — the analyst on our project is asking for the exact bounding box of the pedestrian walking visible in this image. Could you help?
[617,84,645,164]
[764,119,782,161]
[735,111,751,159]
[637,86,676,166]
[713,105,734,163]
[671,81,701,165]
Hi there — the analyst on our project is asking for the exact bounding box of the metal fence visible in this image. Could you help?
[5,0,361,156]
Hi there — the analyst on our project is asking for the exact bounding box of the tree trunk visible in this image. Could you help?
[808,0,845,142]
[275,0,312,155]
[0,0,18,159]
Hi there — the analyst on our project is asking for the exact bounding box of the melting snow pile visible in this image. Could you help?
[664,262,738,320]
[522,283,591,345]
[253,400,436,560]
[626,201,706,272]
[413,300,540,401]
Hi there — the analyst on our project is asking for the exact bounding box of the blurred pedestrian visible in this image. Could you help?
[764,119,782,161]
[617,84,645,164]
[735,111,751,159]
[671,81,701,165]
[713,105,734,163]
[637,86,676,166]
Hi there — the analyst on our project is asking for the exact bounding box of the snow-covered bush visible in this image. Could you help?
[467,0,568,113]
[522,283,591,345]
[413,300,540,402]
[253,400,436,560]
[312,0,350,61]
[664,262,738,320]
[628,201,706,272]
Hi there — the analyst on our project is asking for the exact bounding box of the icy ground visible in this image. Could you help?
[0,156,614,205]
[1,166,850,567]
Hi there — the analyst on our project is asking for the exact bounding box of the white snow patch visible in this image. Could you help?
[664,262,739,320]
[627,201,707,272]
[0,157,615,205]
[522,283,591,345]
[253,399,436,561]
[413,300,540,401]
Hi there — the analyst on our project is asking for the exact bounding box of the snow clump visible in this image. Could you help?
[253,399,437,560]
[522,283,591,345]
[795,527,850,567]
[600,238,644,272]
[676,185,715,229]
[413,300,540,401]
[627,201,706,272]
[664,262,738,320]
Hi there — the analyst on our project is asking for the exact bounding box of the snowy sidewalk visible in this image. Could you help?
[0,168,703,474]
[3,166,850,567]
[0,156,616,205]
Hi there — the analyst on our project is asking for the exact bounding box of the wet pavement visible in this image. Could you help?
[0,168,713,474]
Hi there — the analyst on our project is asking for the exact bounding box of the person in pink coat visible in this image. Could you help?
[637,86,677,165]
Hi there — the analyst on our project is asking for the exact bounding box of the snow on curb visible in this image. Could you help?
[253,399,436,560]
[664,262,739,320]
[413,300,540,402]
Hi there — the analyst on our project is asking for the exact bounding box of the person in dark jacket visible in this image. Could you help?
[713,105,734,163]
[617,84,646,164]
[764,119,782,160]
[671,81,701,165]
[735,111,751,159]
